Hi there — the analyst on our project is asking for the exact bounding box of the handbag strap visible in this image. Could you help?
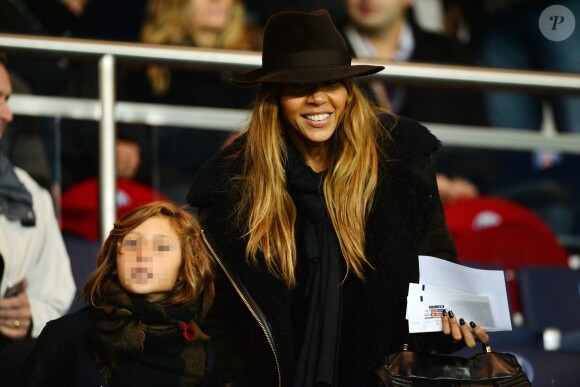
[403,336,492,354]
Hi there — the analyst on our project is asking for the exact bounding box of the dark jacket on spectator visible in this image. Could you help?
[18,305,212,386]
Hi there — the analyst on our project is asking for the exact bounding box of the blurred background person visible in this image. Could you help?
[121,0,262,202]
[343,0,494,205]
[343,0,578,237]
[0,49,75,385]
[440,0,580,236]
[244,0,347,29]
[0,0,90,194]
[0,0,87,95]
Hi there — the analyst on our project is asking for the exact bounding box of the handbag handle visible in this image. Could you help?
[402,336,492,354]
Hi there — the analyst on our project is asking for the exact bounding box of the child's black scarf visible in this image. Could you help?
[91,280,210,386]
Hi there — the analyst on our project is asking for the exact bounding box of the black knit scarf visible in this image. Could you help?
[286,139,342,387]
[91,280,210,386]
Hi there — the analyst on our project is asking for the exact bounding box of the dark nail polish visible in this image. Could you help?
[470,321,476,329]
[442,309,447,317]
[448,310,454,318]
[459,318,465,325]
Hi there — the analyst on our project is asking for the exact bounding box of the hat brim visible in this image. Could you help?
[230,64,384,87]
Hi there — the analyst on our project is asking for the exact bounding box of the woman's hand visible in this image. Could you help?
[0,279,32,339]
[441,309,489,348]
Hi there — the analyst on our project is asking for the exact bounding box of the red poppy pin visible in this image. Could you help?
[179,321,196,341]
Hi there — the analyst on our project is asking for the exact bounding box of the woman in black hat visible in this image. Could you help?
[187,9,489,387]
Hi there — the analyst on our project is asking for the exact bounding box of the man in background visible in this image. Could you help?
[343,0,493,205]
[342,0,576,237]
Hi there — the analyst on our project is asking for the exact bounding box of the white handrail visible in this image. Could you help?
[1,34,580,93]
[9,95,580,153]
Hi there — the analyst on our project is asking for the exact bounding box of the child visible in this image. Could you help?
[18,201,215,386]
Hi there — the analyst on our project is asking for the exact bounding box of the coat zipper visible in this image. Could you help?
[201,231,282,387]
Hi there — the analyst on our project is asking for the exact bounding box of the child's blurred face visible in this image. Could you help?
[190,0,235,31]
[117,216,182,302]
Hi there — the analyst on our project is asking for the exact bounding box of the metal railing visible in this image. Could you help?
[2,33,580,241]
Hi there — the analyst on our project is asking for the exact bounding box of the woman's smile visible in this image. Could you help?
[301,112,333,128]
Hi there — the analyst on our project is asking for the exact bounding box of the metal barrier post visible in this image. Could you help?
[98,54,116,243]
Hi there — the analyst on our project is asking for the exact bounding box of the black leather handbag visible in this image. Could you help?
[375,343,532,386]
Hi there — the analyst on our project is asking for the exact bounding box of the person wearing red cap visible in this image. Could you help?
[187,9,489,386]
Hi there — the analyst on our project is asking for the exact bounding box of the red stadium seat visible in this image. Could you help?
[444,196,569,315]
[61,178,169,242]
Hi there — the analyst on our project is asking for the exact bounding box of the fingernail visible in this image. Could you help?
[442,309,447,317]
[470,321,476,328]
[459,318,466,325]
[448,310,454,318]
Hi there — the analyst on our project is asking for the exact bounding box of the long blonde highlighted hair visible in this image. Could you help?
[141,0,261,94]
[83,201,215,317]
[235,79,393,288]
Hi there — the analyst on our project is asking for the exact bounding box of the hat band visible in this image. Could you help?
[263,49,351,72]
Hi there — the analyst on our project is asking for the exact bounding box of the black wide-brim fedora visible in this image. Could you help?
[230,9,384,86]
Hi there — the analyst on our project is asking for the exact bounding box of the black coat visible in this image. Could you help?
[17,307,213,386]
[187,115,458,386]
[17,308,107,386]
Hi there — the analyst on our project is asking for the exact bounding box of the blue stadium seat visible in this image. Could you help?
[516,266,580,352]
[62,232,100,313]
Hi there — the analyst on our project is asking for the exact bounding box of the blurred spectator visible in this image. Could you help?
[442,0,580,235]
[59,118,152,192]
[0,0,88,95]
[441,0,580,133]
[343,0,494,203]
[121,0,262,202]
[12,0,151,194]
[0,49,75,385]
[61,177,169,242]
[0,78,52,191]
[137,0,261,98]
[55,17,152,194]
[0,0,92,195]
[0,117,52,191]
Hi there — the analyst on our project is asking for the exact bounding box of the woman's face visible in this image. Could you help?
[117,216,182,302]
[189,0,235,31]
[280,81,348,152]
